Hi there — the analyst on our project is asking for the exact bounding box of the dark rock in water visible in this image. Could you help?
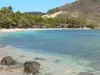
[34,57,46,60]
[45,73,52,75]
[0,67,4,71]
[19,55,26,58]
[0,44,6,48]
[1,56,15,65]
[78,72,94,75]
[53,59,60,63]
[24,61,42,74]
[0,67,3,69]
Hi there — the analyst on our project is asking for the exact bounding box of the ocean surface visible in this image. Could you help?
[0,30,100,75]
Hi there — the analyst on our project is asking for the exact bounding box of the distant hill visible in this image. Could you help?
[47,0,100,25]
[25,12,45,16]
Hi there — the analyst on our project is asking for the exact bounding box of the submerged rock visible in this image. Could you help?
[0,43,6,48]
[1,56,15,65]
[24,61,42,74]
[53,59,60,63]
[45,73,52,75]
[0,67,4,71]
[34,57,46,60]
[19,55,26,58]
[78,72,94,75]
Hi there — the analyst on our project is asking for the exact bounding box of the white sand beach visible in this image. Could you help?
[0,28,91,32]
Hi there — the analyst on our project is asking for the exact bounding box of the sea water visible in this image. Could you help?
[0,30,100,75]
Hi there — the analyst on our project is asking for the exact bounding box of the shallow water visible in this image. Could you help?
[0,30,100,75]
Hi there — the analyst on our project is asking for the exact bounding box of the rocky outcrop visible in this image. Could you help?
[1,56,15,65]
[24,61,42,74]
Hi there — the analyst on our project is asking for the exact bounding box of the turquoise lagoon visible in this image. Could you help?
[0,30,100,75]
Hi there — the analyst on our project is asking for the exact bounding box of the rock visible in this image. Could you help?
[24,61,42,74]
[0,43,6,48]
[0,67,3,70]
[19,55,26,58]
[0,67,4,71]
[1,56,15,65]
[34,57,46,60]
[78,72,94,75]
[45,73,52,75]
[53,59,60,63]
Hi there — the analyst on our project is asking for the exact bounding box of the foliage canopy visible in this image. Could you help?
[0,6,97,29]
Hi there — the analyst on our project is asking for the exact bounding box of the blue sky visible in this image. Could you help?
[0,0,76,12]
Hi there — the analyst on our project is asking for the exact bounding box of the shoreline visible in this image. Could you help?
[0,28,92,32]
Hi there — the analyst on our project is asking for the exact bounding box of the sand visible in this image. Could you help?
[0,28,91,32]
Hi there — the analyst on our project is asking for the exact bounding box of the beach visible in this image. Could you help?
[0,28,91,32]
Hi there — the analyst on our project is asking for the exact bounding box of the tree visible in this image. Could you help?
[0,7,7,14]
[7,6,12,11]
[0,6,95,29]
[86,24,98,29]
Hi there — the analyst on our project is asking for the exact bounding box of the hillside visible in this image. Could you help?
[42,11,63,18]
[25,12,45,16]
[47,0,100,25]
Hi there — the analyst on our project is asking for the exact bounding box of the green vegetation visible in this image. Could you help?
[86,24,98,29]
[0,6,97,29]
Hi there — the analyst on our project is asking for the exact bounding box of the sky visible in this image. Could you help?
[0,0,76,12]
